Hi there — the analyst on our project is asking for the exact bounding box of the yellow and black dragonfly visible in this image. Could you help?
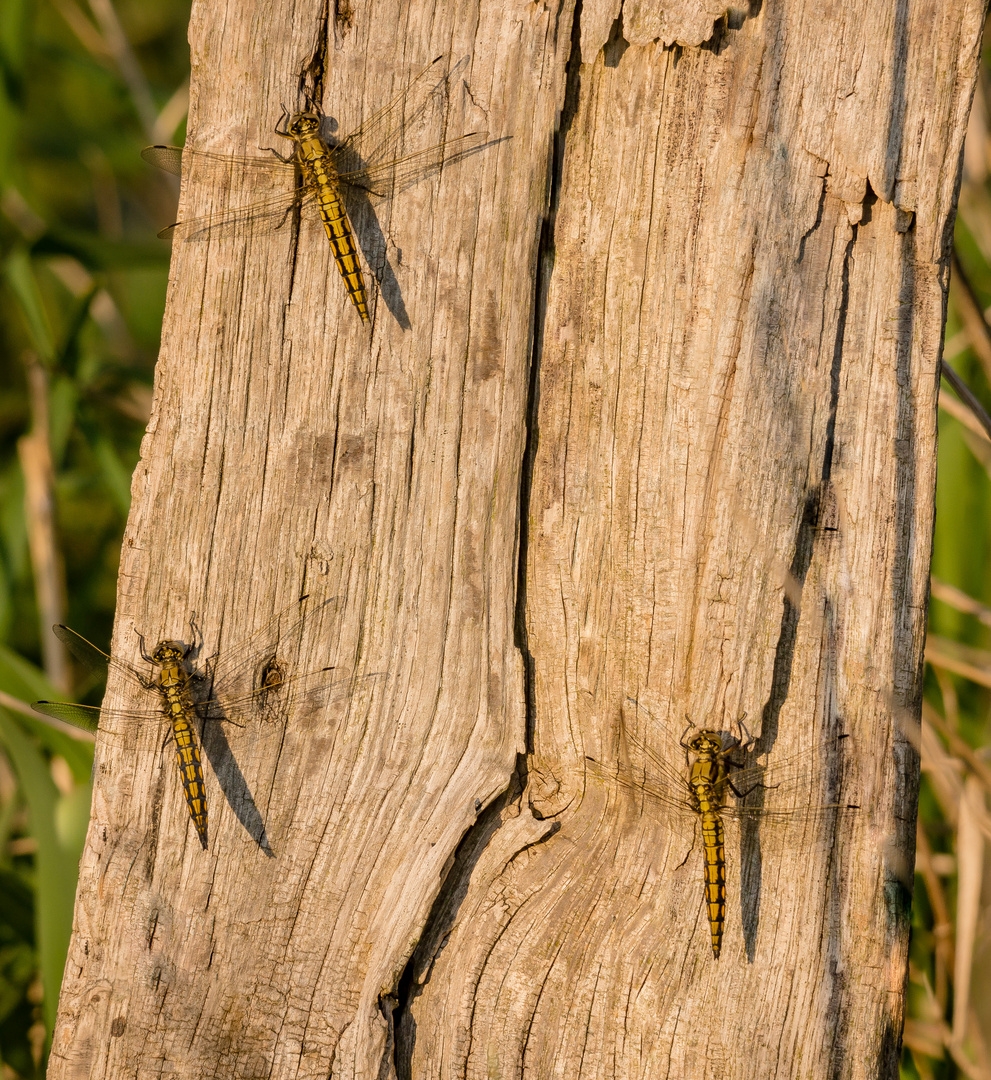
[32,595,355,850]
[586,701,860,958]
[142,55,489,322]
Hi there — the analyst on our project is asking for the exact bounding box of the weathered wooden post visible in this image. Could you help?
[47,0,984,1077]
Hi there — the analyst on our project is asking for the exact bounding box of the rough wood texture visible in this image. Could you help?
[47,0,982,1078]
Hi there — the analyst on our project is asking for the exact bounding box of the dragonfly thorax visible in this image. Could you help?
[286,113,321,139]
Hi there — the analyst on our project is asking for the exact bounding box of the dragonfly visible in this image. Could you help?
[32,595,354,850]
[585,704,860,959]
[142,55,488,322]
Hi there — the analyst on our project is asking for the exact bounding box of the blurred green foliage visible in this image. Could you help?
[0,0,189,1073]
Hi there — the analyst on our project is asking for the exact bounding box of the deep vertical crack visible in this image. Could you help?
[390,7,587,1075]
[515,0,585,755]
[822,191,866,485]
[299,0,330,108]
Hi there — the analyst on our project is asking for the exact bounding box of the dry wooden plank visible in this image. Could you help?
[46,0,983,1076]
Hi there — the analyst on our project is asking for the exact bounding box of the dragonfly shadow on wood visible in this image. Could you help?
[191,685,273,857]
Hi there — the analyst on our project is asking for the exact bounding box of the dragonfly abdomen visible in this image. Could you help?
[690,752,728,959]
[698,808,726,958]
[299,148,370,322]
[158,665,208,850]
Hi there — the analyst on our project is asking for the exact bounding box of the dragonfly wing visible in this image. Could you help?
[33,693,174,725]
[52,624,112,673]
[191,596,340,706]
[336,131,491,199]
[143,142,306,240]
[200,669,384,726]
[141,144,184,175]
[52,623,152,688]
[160,188,317,241]
[330,55,465,172]
[31,701,102,733]
[584,752,702,847]
[142,144,298,177]
[720,734,861,830]
[189,596,389,724]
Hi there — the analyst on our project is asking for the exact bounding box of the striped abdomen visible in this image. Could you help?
[690,760,727,958]
[159,666,208,850]
[698,807,726,958]
[299,145,370,322]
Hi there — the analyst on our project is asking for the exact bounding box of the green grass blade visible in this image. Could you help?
[0,707,90,1042]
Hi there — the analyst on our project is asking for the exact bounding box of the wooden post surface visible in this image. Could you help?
[46,0,985,1077]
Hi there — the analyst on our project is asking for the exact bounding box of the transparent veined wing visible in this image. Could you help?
[325,55,489,196]
[141,55,490,239]
[32,624,160,730]
[139,144,184,177]
[140,144,310,240]
[328,54,470,175]
[194,594,378,725]
[335,131,490,198]
[152,187,318,241]
[32,700,103,733]
[140,145,298,177]
[31,595,371,733]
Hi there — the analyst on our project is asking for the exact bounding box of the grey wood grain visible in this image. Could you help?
[47,0,983,1076]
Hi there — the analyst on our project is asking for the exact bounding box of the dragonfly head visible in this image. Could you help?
[687,731,724,757]
[151,640,187,666]
[286,112,321,139]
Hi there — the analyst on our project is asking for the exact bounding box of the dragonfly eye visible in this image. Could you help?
[151,641,184,664]
[690,732,722,754]
[288,113,320,137]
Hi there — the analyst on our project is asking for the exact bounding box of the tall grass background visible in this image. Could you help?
[0,2,986,1076]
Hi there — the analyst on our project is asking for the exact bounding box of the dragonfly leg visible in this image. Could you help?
[728,712,754,750]
[259,144,295,165]
[679,716,694,748]
[272,104,292,139]
[725,753,779,801]
[134,627,154,664]
[264,106,297,160]
[132,630,162,689]
[719,713,753,756]
[679,716,698,764]
[184,612,203,662]
[726,774,770,800]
